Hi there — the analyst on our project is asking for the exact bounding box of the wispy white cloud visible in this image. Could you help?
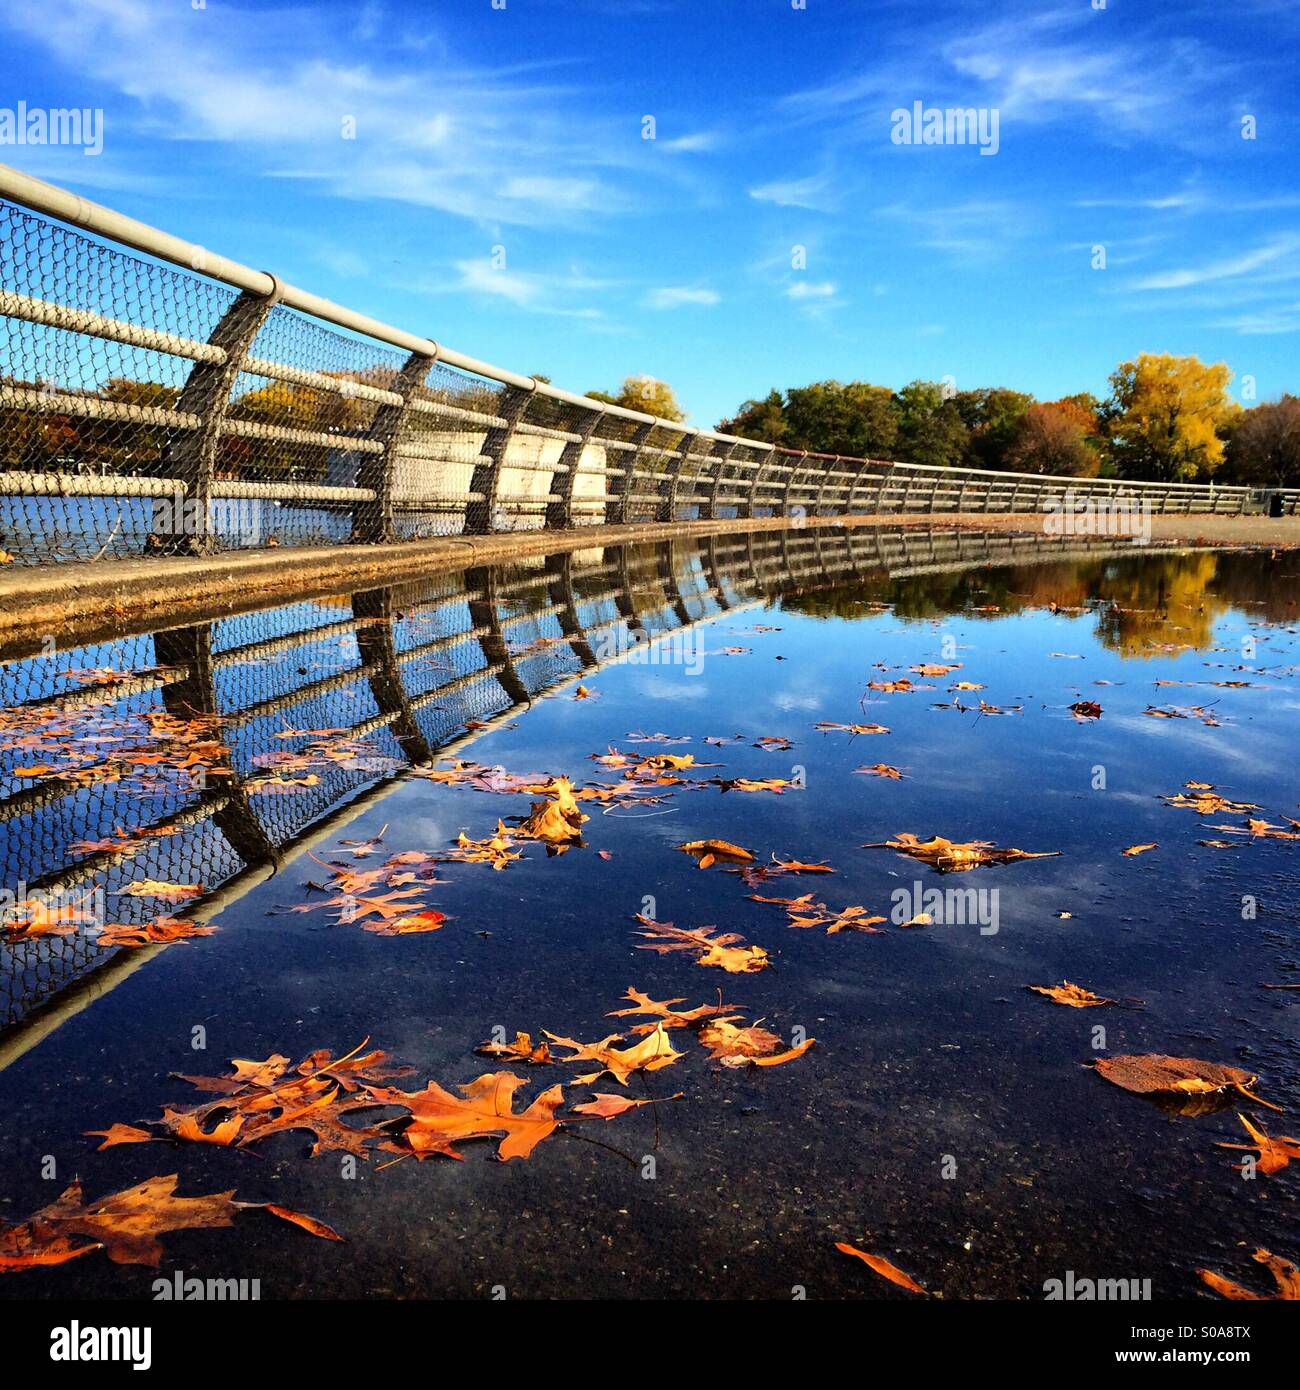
[0,0,641,227]
[450,259,603,317]
[644,286,720,309]
[1132,236,1300,291]
[749,173,835,211]
[785,281,837,301]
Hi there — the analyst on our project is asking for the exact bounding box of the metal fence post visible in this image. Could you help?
[466,383,533,534]
[353,350,434,544]
[702,440,738,520]
[161,281,282,554]
[607,421,655,525]
[657,429,696,522]
[546,404,604,529]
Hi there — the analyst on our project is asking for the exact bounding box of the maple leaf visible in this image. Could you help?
[1198,1249,1299,1301]
[836,1242,929,1294]
[1028,981,1117,1008]
[366,1072,565,1161]
[1093,1054,1280,1110]
[476,1032,552,1065]
[633,915,770,973]
[1217,1114,1300,1175]
[864,833,1061,873]
[1121,843,1157,857]
[855,763,905,780]
[1070,700,1102,719]
[911,663,961,677]
[545,1024,684,1086]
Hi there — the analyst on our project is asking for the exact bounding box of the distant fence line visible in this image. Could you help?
[0,163,1295,568]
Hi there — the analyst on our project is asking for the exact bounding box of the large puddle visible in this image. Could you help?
[1,528,1297,1299]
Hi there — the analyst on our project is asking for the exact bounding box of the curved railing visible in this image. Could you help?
[1,163,1292,568]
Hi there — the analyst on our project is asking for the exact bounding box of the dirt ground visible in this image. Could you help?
[945,511,1300,548]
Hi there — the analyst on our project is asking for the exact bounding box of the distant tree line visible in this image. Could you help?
[714,354,1300,488]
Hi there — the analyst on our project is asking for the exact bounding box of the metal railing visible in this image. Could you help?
[0,163,1294,568]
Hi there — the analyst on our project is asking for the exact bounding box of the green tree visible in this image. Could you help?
[954,388,1034,471]
[717,389,788,444]
[783,381,897,457]
[893,380,968,469]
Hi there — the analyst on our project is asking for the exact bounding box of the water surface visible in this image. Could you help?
[1,529,1297,1299]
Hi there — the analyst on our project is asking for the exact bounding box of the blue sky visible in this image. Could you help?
[2,0,1298,426]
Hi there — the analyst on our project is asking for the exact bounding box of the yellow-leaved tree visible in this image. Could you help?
[1104,353,1240,482]
[587,375,685,423]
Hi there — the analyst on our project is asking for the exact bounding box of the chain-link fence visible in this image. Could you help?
[2,163,1288,569]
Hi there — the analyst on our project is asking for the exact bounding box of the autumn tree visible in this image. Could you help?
[1224,395,1300,487]
[588,375,685,422]
[1103,353,1240,482]
[1005,402,1099,476]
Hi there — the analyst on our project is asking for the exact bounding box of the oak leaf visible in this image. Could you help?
[366,1072,565,1161]
[544,1024,684,1086]
[1217,1114,1300,1175]
[865,832,1060,873]
[1028,981,1117,1008]
[633,916,770,972]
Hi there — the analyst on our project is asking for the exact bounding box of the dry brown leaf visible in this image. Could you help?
[633,915,770,972]
[1094,1054,1280,1110]
[544,1024,684,1086]
[1217,1114,1300,1175]
[836,1241,929,1294]
[1198,1248,1299,1301]
[366,1072,565,1161]
[1028,981,1117,1008]
[865,832,1061,873]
